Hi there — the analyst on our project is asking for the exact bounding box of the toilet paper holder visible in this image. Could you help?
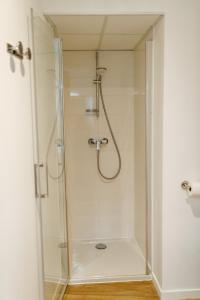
[181,180,192,191]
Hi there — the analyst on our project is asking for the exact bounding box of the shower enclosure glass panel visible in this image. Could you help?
[31,11,68,299]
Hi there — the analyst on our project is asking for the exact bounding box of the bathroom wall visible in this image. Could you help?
[161,3,200,296]
[43,0,200,299]
[64,51,135,242]
[0,1,43,300]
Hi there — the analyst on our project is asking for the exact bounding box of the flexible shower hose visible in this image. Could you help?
[97,82,121,180]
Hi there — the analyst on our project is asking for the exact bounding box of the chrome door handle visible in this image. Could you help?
[34,163,39,198]
[34,163,49,198]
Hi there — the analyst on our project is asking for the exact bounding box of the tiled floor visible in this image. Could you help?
[70,239,146,282]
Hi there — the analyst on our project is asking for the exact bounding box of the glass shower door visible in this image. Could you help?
[30,10,68,300]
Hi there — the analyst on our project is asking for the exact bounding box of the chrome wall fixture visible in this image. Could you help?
[7,41,32,60]
[181,180,192,192]
[85,52,105,116]
[87,51,121,180]
[88,137,108,150]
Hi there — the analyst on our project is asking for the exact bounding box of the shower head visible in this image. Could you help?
[96,67,107,78]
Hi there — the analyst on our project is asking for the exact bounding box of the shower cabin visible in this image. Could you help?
[30,10,163,299]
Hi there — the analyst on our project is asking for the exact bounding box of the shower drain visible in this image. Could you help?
[95,243,107,250]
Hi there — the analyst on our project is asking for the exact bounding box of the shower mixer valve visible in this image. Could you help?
[88,137,108,150]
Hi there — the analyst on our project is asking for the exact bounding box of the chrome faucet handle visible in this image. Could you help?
[101,138,108,144]
[88,138,97,145]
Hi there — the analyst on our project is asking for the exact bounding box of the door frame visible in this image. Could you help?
[145,39,154,274]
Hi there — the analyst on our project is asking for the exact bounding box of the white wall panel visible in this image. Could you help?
[0,1,43,300]
[64,51,135,243]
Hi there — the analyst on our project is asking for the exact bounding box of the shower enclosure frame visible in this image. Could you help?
[60,12,159,283]
[28,7,164,290]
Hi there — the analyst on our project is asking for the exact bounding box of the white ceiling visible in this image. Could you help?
[49,15,161,50]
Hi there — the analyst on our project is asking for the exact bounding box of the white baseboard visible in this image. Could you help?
[162,289,200,300]
[152,272,200,300]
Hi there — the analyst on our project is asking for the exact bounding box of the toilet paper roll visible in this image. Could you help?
[187,182,200,197]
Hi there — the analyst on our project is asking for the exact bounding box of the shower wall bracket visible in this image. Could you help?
[7,41,32,60]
